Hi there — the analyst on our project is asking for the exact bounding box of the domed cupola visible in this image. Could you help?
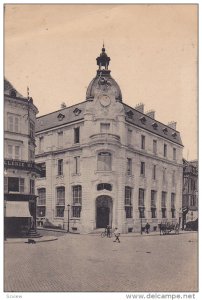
[86,45,122,102]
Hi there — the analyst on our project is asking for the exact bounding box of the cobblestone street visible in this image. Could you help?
[4,232,198,292]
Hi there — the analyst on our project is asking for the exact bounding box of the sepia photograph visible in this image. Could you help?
[3,2,198,296]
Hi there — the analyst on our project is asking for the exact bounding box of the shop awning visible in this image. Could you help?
[5,201,31,218]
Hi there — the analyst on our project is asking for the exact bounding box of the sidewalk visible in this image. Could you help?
[90,229,197,237]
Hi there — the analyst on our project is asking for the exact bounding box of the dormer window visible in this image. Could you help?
[10,89,16,98]
[57,113,65,121]
[172,132,177,138]
[139,116,146,124]
[152,122,158,130]
[163,127,168,134]
[73,108,81,116]
[126,110,134,119]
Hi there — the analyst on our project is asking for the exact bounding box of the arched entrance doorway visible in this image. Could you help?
[96,195,112,228]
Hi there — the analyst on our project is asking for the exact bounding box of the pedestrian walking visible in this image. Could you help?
[113,227,120,243]
[145,222,150,234]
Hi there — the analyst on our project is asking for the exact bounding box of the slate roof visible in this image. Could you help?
[36,100,183,146]
[4,78,25,98]
[36,101,86,132]
[123,103,183,146]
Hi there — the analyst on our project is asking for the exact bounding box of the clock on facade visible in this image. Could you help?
[99,95,111,107]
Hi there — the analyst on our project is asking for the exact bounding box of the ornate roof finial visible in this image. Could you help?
[27,86,30,100]
[96,44,110,71]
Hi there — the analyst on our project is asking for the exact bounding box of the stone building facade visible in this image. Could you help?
[182,159,198,227]
[35,47,184,234]
[4,79,39,237]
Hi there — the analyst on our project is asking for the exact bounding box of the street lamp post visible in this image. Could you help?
[67,204,70,233]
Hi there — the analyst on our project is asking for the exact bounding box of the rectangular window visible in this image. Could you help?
[39,137,44,153]
[72,206,81,218]
[4,177,8,193]
[74,156,80,174]
[162,192,167,218]
[161,192,167,208]
[56,207,65,218]
[127,158,132,175]
[164,144,167,158]
[163,168,166,183]
[140,162,145,176]
[100,123,110,133]
[58,132,63,148]
[153,165,156,180]
[72,185,82,218]
[173,148,176,160]
[56,187,65,218]
[125,187,133,218]
[171,193,176,218]
[8,177,19,192]
[29,122,35,139]
[38,162,46,178]
[141,135,145,150]
[7,177,24,193]
[151,190,156,207]
[38,188,46,205]
[58,159,63,176]
[7,145,21,160]
[151,190,156,218]
[7,145,13,159]
[8,115,13,132]
[162,208,167,218]
[172,170,175,186]
[30,179,35,194]
[153,140,157,154]
[15,146,20,159]
[98,152,112,171]
[171,193,175,209]
[8,115,19,133]
[127,129,132,145]
[138,188,145,207]
[56,187,65,205]
[19,178,24,193]
[74,127,80,144]
[29,149,35,161]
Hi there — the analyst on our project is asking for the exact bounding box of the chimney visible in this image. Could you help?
[146,110,155,119]
[135,103,144,113]
[61,102,67,109]
[168,121,177,130]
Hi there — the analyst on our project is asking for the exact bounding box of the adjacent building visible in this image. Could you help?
[4,79,39,237]
[35,46,184,234]
[182,159,198,228]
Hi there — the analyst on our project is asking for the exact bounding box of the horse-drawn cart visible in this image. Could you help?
[159,222,180,235]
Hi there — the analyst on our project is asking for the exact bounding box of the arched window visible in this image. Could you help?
[97,152,112,171]
[97,183,112,191]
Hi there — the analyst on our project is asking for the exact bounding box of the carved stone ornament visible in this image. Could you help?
[99,94,111,107]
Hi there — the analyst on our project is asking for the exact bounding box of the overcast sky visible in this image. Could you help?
[4,4,197,160]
